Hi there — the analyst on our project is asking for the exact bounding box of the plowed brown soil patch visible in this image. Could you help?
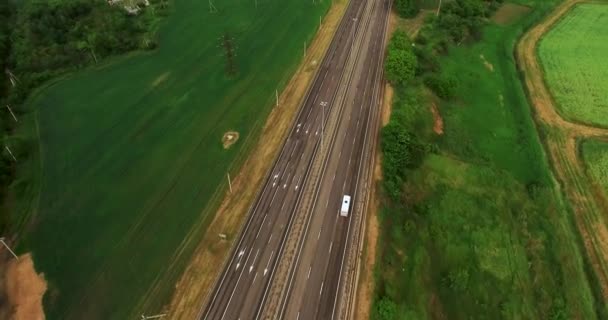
[431,103,443,135]
[516,0,608,298]
[4,254,46,320]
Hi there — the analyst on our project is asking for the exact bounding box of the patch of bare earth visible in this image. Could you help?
[430,103,443,135]
[517,0,608,299]
[162,1,350,318]
[492,3,531,25]
[221,131,239,149]
[0,253,47,320]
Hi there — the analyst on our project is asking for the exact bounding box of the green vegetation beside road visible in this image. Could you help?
[582,140,608,197]
[1,0,162,236]
[372,1,600,319]
[1,0,332,319]
[538,3,608,128]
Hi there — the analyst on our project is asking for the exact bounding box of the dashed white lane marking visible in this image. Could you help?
[332,173,336,182]
[283,183,287,189]
[253,272,258,283]
[318,228,322,239]
[268,234,273,244]
[297,311,300,320]
[315,130,318,136]
[264,251,274,276]
[329,241,333,254]
[249,249,260,273]
[255,214,268,240]
[307,266,312,279]
[235,249,245,270]
[320,281,324,296]
[326,199,329,209]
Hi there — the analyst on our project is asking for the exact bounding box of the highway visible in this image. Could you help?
[199,0,389,317]
[276,0,389,318]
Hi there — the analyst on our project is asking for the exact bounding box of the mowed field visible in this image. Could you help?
[582,140,608,200]
[16,0,330,318]
[538,3,608,127]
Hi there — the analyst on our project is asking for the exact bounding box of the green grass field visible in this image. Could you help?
[14,0,331,318]
[582,140,608,196]
[373,1,600,319]
[538,3,608,127]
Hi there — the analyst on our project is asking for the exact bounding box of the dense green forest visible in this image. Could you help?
[0,0,164,234]
[373,0,602,319]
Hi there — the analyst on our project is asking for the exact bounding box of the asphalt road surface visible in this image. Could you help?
[200,0,389,318]
[277,0,389,318]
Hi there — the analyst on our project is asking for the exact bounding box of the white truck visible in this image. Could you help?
[340,195,351,217]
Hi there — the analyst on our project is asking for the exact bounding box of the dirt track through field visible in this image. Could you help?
[517,0,608,298]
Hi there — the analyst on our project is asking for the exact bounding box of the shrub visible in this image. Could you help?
[424,72,457,99]
[374,296,398,320]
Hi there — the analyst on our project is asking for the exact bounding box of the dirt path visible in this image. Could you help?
[516,0,608,298]
[161,1,350,318]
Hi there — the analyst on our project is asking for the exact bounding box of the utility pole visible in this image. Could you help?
[141,314,166,320]
[436,0,442,16]
[208,0,217,13]
[320,101,328,146]
[227,173,233,193]
[5,69,18,87]
[351,18,358,53]
[0,238,18,260]
[276,89,279,107]
[6,105,18,122]
[5,146,16,162]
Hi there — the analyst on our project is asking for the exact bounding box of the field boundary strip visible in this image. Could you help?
[516,0,608,300]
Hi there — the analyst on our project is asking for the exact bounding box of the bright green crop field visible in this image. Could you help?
[538,3,608,127]
[14,0,330,318]
[582,140,608,196]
